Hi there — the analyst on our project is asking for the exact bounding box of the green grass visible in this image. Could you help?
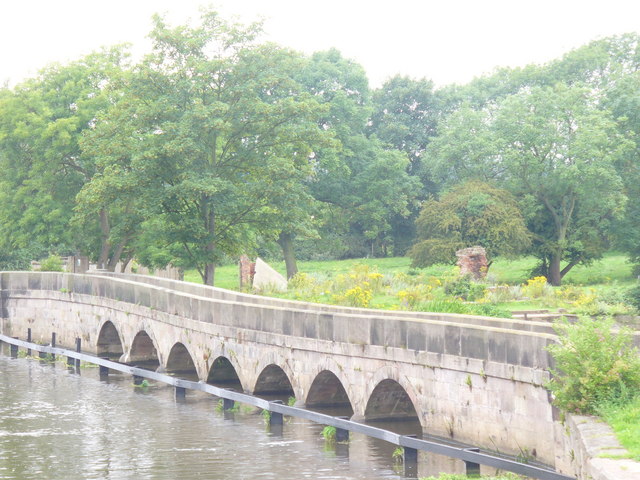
[179,253,638,317]
[185,252,635,290]
[597,396,640,461]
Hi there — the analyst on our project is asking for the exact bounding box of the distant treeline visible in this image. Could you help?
[1,8,639,285]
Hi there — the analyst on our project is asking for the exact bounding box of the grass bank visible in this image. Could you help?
[184,253,637,318]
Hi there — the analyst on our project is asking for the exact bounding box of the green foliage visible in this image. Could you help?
[625,284,640,311]
[0,244,46,271]
[321,425,336,443]
[546,317,640,414]
[596,393,640,461]
[39,254,64,272]
[426,82,631,285]
[409,181,530,268]
[443,275,487,301]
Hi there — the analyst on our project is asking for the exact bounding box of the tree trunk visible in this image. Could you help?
[278,232,298,280]
[204,206,216,286]
[548,252,562,286]
[106,239,128,272]
[98,208,111,270]
[204,262,215,286]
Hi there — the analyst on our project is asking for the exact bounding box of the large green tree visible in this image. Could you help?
[409,181,530,268]
[300,50,420,258]
[426,84,629,285]
[0,48,128,262]
[87,10,327,285]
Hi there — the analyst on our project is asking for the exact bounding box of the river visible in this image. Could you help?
[0,349,471,480]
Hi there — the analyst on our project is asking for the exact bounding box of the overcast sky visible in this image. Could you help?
[2,0,640,88]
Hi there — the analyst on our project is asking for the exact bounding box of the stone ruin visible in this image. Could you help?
[239,255,287,292]
[455,246,488,280]
[239,255,256,289]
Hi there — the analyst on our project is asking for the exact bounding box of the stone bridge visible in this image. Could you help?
[1,271,567,469]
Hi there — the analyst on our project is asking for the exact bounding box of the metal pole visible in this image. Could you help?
[27,328,31,356]
[269,400,284,425]
[175,386,186,400]
[75,338,81,373]
[465,447,481,476]
[335,416,350,443]
[50,333,56,362]
[10,337,18,358]
[403,435,419,478]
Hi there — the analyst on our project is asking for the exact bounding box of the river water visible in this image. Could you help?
[0,350,470,480]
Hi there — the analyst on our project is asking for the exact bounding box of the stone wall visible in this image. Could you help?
[555,414,640,480]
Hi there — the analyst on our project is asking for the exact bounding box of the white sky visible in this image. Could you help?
[2,0,640,88]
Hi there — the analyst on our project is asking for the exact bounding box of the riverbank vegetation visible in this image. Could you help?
[184,252,639,320]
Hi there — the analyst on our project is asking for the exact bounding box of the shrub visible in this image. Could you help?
[625,284,640,311]
[521,276,550,299]
[39,254,65,272]
[546,317,640,414]
[443,275,486,301]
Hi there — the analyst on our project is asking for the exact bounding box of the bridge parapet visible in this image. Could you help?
[1,271,556,372]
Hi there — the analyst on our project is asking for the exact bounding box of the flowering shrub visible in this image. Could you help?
[521,276,551,299]
[397,285,432,310]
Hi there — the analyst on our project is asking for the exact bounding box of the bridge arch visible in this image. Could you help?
[127,330,160,370]
[165,342,199,381]
[305,369,354,416]
[253,364,295,401]
[361,366,424,427]
[96,320,124,360]
[206,356,244,392]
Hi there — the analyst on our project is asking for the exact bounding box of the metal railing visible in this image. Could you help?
[0,333,574,480]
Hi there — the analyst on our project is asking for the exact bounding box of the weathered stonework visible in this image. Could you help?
[239,255,255,288]
[456,246,488,280]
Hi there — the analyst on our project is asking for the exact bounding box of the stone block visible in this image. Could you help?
[385,319,406,349]
[407,323,426,351]
[426,323,445,354]
[280,310,292,335]
[460,328,487,360]
[444,325,461,356]
[317,313,334,341]
[252,257,287,292]
[488,331,507,363]
[303,313,317,338]
[369,317,384,346]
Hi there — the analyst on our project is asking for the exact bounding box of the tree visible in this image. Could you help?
[369,76,442,253]
[426,84,629,285]
[300,50,421,258]
[88,10,327,285]
[0,48,128,261]
[408,181,530,268]
[495,85,629,285]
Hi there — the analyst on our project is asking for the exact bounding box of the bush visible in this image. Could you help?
[625,284,640,311]
[546,317,640,414]
[443,275,486,301]
[521,276,551,299]
[39,255,65,272]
